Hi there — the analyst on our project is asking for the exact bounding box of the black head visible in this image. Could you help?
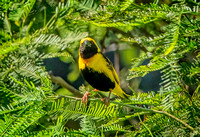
[79,38,99,59]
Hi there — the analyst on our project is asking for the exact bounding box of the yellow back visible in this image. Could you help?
[79,53,117,84]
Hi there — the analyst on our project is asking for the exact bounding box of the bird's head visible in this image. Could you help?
[79,37,100,59]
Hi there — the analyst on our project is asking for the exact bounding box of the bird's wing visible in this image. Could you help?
[101,53,120,85]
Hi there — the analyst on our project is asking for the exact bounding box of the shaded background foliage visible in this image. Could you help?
[0,0,200,136]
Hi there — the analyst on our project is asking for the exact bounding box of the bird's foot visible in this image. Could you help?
[101,97,110,106]
[82,92,90,104]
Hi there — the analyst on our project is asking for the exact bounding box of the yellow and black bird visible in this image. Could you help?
[79,37,128,103]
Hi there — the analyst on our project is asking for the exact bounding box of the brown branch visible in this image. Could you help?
[49,72,83,98]
[55,95,195,131]
[56,95,154,112]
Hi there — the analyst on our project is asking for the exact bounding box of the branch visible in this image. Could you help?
[152,110,195,131]
[57,95,155,112]
[138,113,154,137]
[57,95,195,131]
[49,72,83,98]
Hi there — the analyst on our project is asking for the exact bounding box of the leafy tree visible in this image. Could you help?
[0,0,199,136]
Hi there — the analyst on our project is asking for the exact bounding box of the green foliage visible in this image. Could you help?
[0,0,200,136]
[80,116,98,135]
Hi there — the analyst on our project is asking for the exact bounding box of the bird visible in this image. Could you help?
[78,37,128,104]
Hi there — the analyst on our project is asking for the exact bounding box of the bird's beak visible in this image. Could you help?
[83,40,88,46]
[80,41,86,48]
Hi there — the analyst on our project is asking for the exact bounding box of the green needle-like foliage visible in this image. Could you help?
[0,0,199,136]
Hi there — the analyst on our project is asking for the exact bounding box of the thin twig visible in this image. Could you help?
[152,110,195,131]
[57,95,195,131]
[57,95,154,112]
[49,72,83,98]
[137,114,154,137]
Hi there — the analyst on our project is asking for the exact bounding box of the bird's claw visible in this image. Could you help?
[82,92,90,104]
[101,97,110,106]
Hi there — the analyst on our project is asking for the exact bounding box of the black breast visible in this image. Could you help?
[81,67,115,91]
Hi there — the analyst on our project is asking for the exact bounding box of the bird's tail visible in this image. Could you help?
[112,83,129,99]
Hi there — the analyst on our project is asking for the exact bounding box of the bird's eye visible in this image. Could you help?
[83,40,88,45]
[82,40,92,47]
